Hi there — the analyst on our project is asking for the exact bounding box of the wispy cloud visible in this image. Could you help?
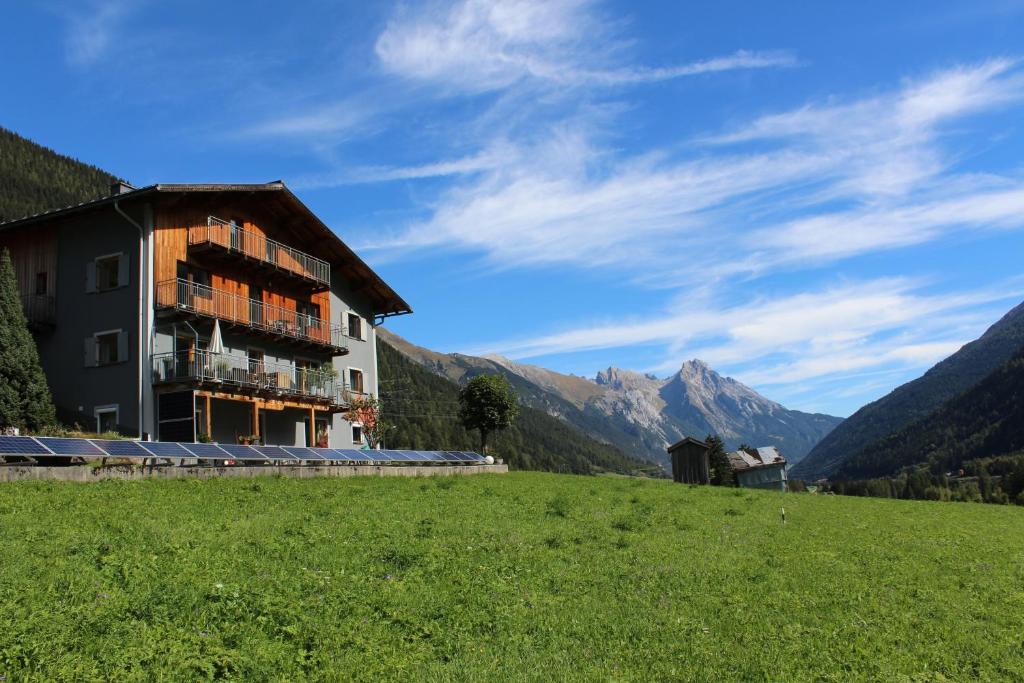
[366,59,1024,284]
[465,278,1024,406]
[375,0,795,92]
[60,0,138,67]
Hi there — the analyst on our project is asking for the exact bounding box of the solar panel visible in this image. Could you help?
[181,442,231,458]
[91,440,150,457]
[402,451,427,461]
[331,450,364,462]
[379,450,407,461]
[0,436,51,455]
[35,437,105,456]
[255,446,295,461]
[346,448,378,464]
[140,441,192,457]
[444,451,466,462]
[464,452,487,462]
[283,447,323,461]
[310,448,340,461]
[219,444,267,460]
[358,449,388,462]
[417,451,446,463]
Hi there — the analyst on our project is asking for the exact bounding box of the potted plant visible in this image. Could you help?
[215,359,231,381]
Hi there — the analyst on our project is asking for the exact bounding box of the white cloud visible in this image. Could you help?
[465,278,1023,402]
[375,0,795,92]
[61,0,137,67]
[368,59,1024,284]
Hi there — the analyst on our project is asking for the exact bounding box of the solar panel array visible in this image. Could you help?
[0,435,487,465]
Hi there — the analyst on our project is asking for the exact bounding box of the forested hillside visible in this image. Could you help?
[836,344,1024,480]
[377,338,661,476]
[0,127,118,222]
[794,299,1024,480]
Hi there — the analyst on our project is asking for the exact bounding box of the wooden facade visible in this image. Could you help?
[154,207,333,339]
[0,223,58,326]
[667,437,711,484]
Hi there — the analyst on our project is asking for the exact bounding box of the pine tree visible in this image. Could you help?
[0,248,56,430]
[706,434,735,486]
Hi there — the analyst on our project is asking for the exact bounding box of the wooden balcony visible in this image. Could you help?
[152,350,349,409]
[188,216,331,289]
[156,278,346,353]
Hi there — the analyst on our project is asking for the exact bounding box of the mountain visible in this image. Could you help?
[834,344,1024,481]
[793,299,1024,481]
[0,127,119,223]
[379,329,842,466]
[376,337,660,476]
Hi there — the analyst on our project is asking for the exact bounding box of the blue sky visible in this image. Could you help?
[3,1,1024,417]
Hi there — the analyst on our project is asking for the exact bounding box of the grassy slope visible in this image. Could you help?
[2,474,1023,680]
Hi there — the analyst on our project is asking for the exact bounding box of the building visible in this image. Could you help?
[0,181,410,446]
[667,436,710,484]
[727,446,788,491]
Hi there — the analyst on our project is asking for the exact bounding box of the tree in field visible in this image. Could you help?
[458,374,519,454]
[0,248,56,431]
[706,434,735,486]
[346,395,389,449]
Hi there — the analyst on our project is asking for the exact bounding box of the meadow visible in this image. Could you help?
[1,471,1023,681]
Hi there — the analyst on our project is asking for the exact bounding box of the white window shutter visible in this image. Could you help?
[117,330,130,363]
[359,317,367,341]
[117,253,129,288]
[84,337,96,367]
[85,262,97,293]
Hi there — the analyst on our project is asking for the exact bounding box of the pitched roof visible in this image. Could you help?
[0,181,410,318]
[727,445,787,471]
[666,436,709,452]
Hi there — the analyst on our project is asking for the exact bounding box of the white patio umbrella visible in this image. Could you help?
[209,320,224,378]
[210,319,224,354]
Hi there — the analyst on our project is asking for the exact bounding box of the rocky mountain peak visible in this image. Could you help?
[595,367,658,391]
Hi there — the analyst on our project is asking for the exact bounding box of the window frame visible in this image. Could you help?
[347,366,365,394]
[94,252,123,291]
[346,312,363,340]
[94,328,123,366]
[94,404,119,433]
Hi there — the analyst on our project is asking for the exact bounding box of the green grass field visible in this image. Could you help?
[2,472,1023,681]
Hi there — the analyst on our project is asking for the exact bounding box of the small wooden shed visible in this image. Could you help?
[667,436,710,484]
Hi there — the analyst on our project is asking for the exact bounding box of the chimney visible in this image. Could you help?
[110,180,135,196]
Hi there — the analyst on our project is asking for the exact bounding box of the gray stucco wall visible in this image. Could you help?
[328,268,379,448]
[36,206,144,435]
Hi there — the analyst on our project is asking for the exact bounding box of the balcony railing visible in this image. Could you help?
[156,279,345,351]
[22,294,55,326]
[152,350,347,406]
[188,216,331,288]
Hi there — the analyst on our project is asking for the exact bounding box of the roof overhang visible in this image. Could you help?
[0,181,411,319]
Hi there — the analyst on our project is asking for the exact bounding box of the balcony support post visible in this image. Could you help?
[252,401,260,442]
[308,408,316,447]
[205,394,212,440]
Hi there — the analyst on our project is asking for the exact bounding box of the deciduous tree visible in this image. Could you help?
[458,374,519,454]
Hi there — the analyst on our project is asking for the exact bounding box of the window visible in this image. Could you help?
[348,368,364,394]
[95,405,119,433]
[96,331,120,365]
[351,424,363,444]
[87,330,127,367]
[96,254,121,290]
[35,272,47,295]
[347,312,363,340]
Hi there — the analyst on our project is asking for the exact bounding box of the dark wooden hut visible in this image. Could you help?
[667,436,710,484]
